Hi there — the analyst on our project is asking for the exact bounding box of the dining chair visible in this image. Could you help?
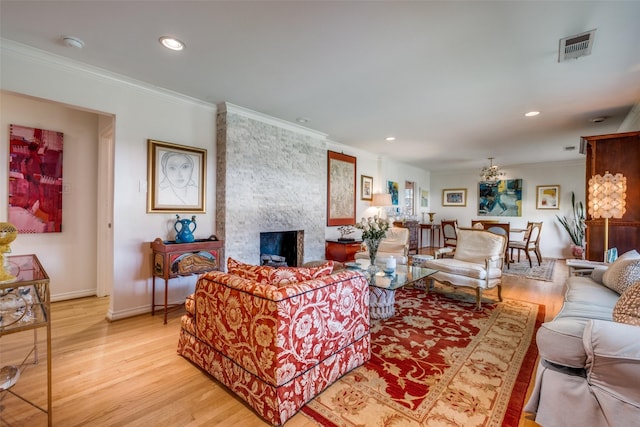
[441,220,458,248]
[509,222,543,267]
[438,219,458,258]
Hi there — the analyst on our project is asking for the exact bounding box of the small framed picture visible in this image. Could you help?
[536,185,560,210]
[360,175,373,201]
[147,139,207,213]
[420,189,429,208]
[442,188,467,207]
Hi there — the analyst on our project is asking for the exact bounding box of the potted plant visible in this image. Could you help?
[556,192,586,258]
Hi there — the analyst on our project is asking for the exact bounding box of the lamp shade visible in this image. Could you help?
[372,193,392,207]
[588,172,627,219]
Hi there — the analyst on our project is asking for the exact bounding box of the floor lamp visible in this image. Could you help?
[587,172,627,262]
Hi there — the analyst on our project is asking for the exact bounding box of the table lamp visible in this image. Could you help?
[587,172,627,262]
[371,193,393,218]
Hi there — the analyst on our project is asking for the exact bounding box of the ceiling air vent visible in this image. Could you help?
[558,29,596,62]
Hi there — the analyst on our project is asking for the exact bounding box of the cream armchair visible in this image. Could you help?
[354,227,410,265]
[422,228,507,309]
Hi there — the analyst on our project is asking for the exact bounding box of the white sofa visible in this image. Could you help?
[525,250,640,427]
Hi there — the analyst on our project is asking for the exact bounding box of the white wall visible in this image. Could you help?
[1,40,217,320]
[0,41,429,320]
[0,92,99,300]
[431,160,585,259]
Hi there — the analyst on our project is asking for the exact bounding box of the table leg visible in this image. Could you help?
[151,276,156,316]
[163,278,169,325]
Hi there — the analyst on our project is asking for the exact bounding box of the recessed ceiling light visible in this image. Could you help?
[62,36,84,49]
[159,36,185,51]
[525,111,540,117]
[385,136,396,142]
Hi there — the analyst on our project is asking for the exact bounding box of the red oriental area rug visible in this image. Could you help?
[302,286,544,426]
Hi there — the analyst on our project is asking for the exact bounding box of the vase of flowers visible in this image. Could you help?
[356,216,390,270]
[556,192,586,259]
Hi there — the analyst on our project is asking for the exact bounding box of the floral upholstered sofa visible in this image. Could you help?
[178,259,371,426]
[525,250,640,426]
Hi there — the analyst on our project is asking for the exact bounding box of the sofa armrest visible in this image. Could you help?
[584,319,640,406]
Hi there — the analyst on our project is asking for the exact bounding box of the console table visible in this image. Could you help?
[150,237,224,324]
[0,254,51,426]
[419,223,441,248]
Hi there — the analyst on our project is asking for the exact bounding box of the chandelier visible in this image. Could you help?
[480,157,505,182]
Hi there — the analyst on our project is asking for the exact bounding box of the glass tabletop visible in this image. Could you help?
[346,260,437,290]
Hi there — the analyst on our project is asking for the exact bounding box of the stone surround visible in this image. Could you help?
[216,103,327,266]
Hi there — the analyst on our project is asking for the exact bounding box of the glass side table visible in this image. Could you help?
[0,254,51,426]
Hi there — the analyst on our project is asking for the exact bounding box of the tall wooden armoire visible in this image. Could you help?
[581,131,640,261]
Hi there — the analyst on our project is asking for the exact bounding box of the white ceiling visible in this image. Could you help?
[2,1,639,172]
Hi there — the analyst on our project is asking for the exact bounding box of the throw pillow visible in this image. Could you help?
[613,282,640,326]
[602,250,640,294]
[590,267,608,285]
[227,258,274,284]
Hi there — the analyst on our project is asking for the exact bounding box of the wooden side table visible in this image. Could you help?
[150,237,224,324]
[325,239,362,262]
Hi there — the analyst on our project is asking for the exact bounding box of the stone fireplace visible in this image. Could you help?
[216,103,328,267]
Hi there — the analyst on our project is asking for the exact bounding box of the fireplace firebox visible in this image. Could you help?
[260,230,304,267]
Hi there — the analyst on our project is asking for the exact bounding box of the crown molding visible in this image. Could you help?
[0,38,215,110]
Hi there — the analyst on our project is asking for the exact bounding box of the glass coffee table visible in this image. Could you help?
[347,261,438,319]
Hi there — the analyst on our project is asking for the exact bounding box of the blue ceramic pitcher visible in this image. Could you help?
[174,215,196,243]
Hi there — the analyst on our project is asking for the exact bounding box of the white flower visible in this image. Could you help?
[355,216,390,240]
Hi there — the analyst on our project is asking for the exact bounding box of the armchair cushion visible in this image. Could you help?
[426,258,502,280]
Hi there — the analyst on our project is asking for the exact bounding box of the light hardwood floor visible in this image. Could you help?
[1,254,566,426]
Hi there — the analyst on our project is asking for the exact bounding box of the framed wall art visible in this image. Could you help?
[360,175,373,201]
[536,185,560,210]
[442,188,467,207]
[8,124,64,233]
[147,139,206,213]
[420,189,429,208]
[387,180,399,205]
[327,150,356,226]
[478,179,522,216]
